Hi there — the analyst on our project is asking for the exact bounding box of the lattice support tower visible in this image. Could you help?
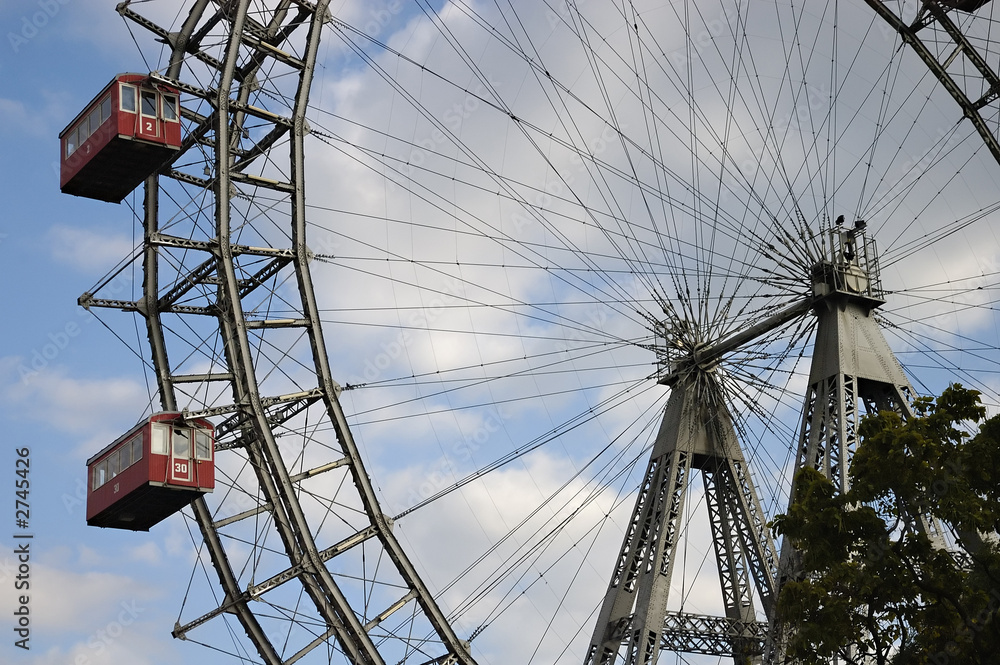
[792,222,912,487]
[584,216,949,665]
[767,222,947,664]
[584,358,779,664]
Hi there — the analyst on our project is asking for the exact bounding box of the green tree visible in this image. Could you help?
[771,385,1000,664]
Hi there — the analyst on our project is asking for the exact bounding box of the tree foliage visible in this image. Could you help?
[771,385,1000,664]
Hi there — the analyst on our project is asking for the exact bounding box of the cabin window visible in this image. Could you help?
[151,423,168,454]
[140,90,157,117]
[195,429,212,460]
[68,93,114,158]
[120,84,137,113]
[162,94,178,122]
[131,436,143,466]
[87,106,102,136]
[93,460,107,489]
[120,439,133,468]
[108,450,120,479]
[173,427,191,459]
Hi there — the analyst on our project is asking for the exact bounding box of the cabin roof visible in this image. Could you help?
[86,412,212,466]
[58,73,166,139]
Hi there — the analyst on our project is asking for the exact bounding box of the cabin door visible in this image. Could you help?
[136,88,160,141]
[170,426,193,483]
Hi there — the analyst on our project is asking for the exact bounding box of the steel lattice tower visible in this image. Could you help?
[792,223,912,489]
[767,224,947,664]
[585,221,930,664]
[584,369,778,663]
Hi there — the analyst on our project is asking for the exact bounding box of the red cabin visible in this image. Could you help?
[86,412,214,531]
[59,74,182,203]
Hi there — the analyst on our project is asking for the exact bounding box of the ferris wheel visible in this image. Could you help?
[68,1,1000,664]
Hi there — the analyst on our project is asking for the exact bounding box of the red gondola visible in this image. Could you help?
[86,413,214,531]
[59,73,182,203]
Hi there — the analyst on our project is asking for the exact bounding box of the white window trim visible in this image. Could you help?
[195,429,213,461]
[161,94,179,123]
[151,423,168,455]
[139,89,158,118]
[120,83,137,113]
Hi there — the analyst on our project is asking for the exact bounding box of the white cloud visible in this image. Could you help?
[0,362,148,456]
[125,542,163,567]
[47,225,137,274]
[382,447,749,663]
[0,544,172,665]
[0,97,48,137]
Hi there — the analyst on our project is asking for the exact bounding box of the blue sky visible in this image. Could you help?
[3,2,1000,665]
[0,1,191,664]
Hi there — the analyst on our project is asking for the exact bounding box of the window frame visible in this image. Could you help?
[161,94,179,123]
[130,435,143,467]
[99,96,112,125]
[93,459,107,489]
[120,83,137,113]
[151,423,168,455]
[172,427,191,459]
[139,89,158,118]
[86,106,102,138]
[195,429,213,461]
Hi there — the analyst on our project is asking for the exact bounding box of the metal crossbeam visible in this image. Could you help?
[863,0,1000,167]
[661,612,767,656]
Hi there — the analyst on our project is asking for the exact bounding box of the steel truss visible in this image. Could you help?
[767,226,947,664]
[864,0,1000,166]
[584,368,778,665]
[586,220,941,664]
[83,1,476,663]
